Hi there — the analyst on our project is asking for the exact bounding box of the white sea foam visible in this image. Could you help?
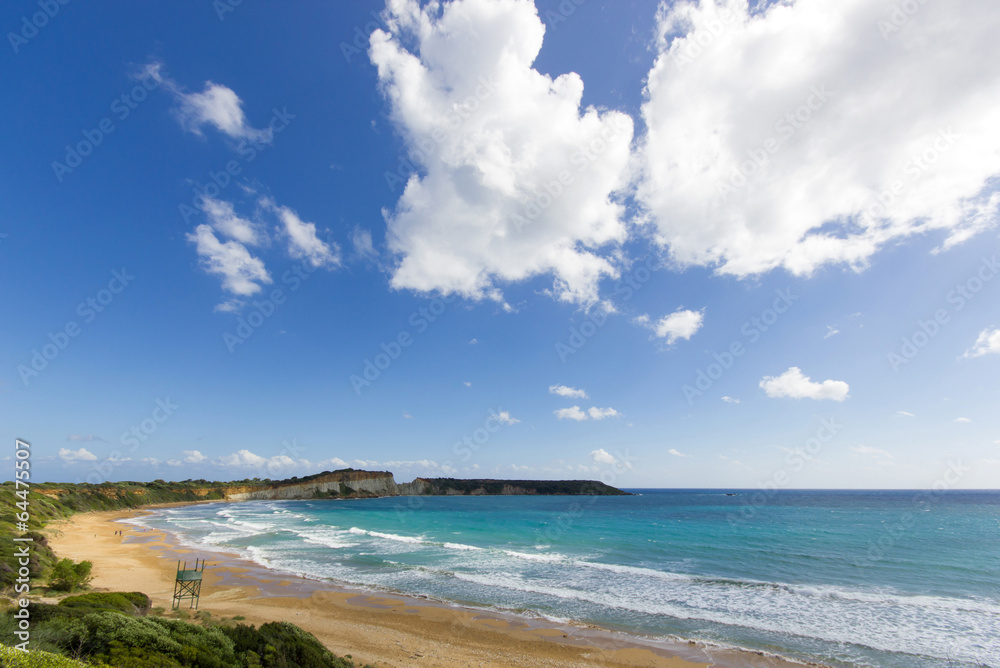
[501,549,568,563]
[297,529,358,550]
[342,528,488,555]
[348,527,425,544]
[443,565,1000,665]
[442,542,483,551]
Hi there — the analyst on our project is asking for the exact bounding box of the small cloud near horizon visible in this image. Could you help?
[589,448,633,469]
[67,434,108,443]
[851,445,893,458]
[59,447,97,463]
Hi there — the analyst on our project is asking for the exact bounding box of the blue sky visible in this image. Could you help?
[2,0,999,488]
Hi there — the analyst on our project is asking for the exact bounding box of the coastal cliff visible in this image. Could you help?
[224,472,628,500]
[226,469,400,501]
[29,469,628,508]
[398,477,627,496]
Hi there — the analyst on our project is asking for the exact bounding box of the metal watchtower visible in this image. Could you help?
[172,558,205,609]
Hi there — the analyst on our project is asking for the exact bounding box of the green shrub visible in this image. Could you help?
[29,616,88,658]
[83,612,184,657]
[2,599,370,668]
[221,621,359,668]
[58,592,150,616]
[100,642,182,667]
[0,643,106,668]
[148,616,235,664]
[48,559,92,592]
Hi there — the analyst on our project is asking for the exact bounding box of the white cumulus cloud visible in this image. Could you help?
[370,0,633,306]
[59,447,97,462]
[964,328,1000,358]
[216,449,269,468]
[587,406,620,420]
[182,450,207,464]
[637,308,705,344]
[260,198,340,269]
[202,197,263,246]
[493,410,520,424]
[549,384,588,399]
[187,224,271,297]
[638,0,1000,278]
[555,406,588,421]
[590,448,616,465]
[667,448,691,458]
[147,61,272,143]
[556,405,619,421]
[589,448,633,470]
[759,367,849,401]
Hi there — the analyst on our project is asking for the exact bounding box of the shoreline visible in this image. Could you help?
[45,503,821,668]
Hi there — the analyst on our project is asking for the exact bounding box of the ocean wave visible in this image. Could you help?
[442,542,483,551]
[348,527,426,544]
[443,570,998,664]
[347,528,485,554]
[501,549,569,563]
[296,529,358,550]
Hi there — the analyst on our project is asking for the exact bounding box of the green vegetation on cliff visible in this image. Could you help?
[411,478,630,496]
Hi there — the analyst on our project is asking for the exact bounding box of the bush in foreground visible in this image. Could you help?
[0,593,371,668]
[57,592,151,616]
[47,560,92,593]
[0,643,106,668]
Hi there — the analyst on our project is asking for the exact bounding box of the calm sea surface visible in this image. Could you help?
[133,490,1000,667]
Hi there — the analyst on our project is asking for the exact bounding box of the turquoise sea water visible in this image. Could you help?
[133,490,1000,667]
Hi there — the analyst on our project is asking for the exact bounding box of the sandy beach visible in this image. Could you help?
[44,506,809,668]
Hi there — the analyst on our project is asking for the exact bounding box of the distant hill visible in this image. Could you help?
[19,469,628,512]
[398,477,628,496]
